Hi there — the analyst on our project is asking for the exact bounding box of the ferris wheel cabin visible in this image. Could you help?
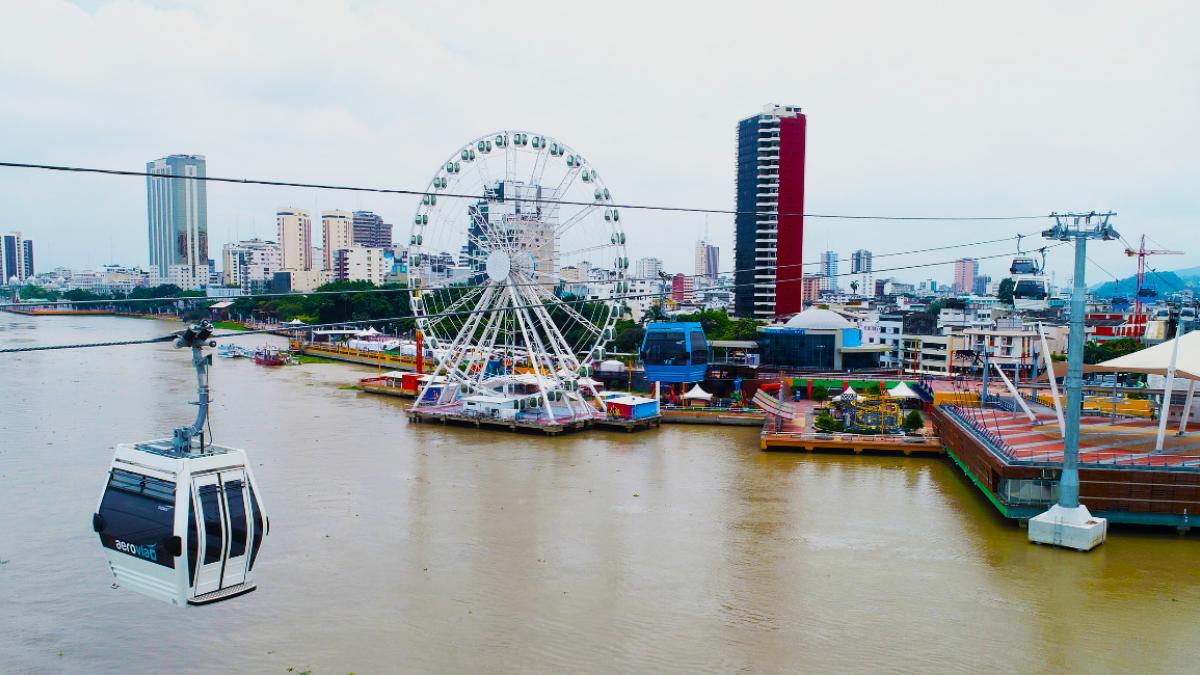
[641,322,709,383]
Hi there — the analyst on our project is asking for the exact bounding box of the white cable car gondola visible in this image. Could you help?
[92,321,269,607]
[1010,247,1050,311]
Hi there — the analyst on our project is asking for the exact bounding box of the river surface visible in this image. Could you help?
[1,314,1199,674]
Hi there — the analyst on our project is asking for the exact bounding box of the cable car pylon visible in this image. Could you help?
[92,320,270,607]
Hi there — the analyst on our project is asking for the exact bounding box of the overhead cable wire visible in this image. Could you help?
[0,244,1066,354]
[0,161,1050,220]
[0,229,1042,308]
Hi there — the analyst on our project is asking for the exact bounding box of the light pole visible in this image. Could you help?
[1028,211,1118,551]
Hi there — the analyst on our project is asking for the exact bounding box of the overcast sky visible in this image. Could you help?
[2,0,1198,287]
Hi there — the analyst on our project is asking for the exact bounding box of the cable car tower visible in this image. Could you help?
[92,320,269,607]
[1125,234,1183,316]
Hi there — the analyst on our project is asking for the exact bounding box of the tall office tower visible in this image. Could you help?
[1,232,33,283]
[694,240,719,280]
[322,210,353,270]
[953,257,978,294]
[820,250,838,291]
[851,249,873,295]
[277,207,312,271]
[733,104,806,318]
[146,154,207,288]
[352,210,393,248]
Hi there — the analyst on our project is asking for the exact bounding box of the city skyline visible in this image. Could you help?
[3,2,1196,284]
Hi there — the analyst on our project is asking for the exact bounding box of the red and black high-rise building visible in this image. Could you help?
[733,104,806,318]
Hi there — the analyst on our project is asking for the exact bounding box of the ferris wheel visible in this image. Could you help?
[407,130,629,422]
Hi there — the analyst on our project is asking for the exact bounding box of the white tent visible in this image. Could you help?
[682,384,713,401]
[1095,331,1200,448]
[285,318,307,326]
[838,386,858,401]
[887,382,920,399]
[1094,331,1200,380]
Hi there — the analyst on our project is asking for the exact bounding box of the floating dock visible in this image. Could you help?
[660,407,765,426]
[406,408,589,435]
[295,341,428,371]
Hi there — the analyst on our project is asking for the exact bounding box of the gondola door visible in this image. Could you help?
[191,469,252,598]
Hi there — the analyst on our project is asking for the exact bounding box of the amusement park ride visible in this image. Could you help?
[407,131,629,426]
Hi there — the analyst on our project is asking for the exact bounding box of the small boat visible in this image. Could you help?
[254,347,289,366]
[218,344,250,358]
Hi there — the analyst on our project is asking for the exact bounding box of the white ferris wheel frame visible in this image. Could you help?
[407,130,630,421]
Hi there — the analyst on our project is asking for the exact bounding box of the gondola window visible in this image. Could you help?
[97,469,176,569]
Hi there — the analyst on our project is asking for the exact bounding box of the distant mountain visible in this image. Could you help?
[1090,267,1197,298]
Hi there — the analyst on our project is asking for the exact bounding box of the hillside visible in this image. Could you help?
[1090,268,1197,298]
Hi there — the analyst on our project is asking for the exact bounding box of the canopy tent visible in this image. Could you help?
[285,318,307,326]
[887,382,920,399]
[1093,331,1200,380]
[682,384,713,401]
[1094,331,1200,448]
[837,386,858,401]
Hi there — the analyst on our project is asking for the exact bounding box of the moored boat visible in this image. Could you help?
[254,347,289,366]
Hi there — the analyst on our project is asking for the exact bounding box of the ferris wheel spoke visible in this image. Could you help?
[558,242,615,260]
[555,203,600,237]
[532,283,605,343]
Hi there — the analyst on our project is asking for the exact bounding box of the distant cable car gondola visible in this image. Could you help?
[640,322,708,383]
[1110,296,1131,313]
[1136,284,1159,305]
[1009,244,1050,311]
[92,321,269,607]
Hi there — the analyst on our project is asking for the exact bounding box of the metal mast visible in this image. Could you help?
[1041,212,1118,508]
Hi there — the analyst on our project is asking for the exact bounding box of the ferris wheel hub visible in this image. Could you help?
[486,250,511,283]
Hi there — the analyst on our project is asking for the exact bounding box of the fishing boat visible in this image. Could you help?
[254,347,289,366]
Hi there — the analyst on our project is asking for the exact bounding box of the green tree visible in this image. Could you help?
[813,411,844,433]
[902,409,924,433]
[998,278,1015,305]
[615,322,645,353]
[810,384,829,401]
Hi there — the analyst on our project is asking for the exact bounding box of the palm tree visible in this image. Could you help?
[850,280,860,295]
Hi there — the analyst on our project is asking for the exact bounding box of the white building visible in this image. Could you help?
[633,257,662,281]
[694,240,719,280]
[334,246,387,286]
[321,210,353,271]
[223,238,282,290]
[277,207,312,271]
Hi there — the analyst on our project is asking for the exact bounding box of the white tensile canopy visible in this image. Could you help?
[838,386,858,401]
[285,318,307,325]
[1095,331,1200,449]
[682,384,713,401]
[1094,331,1200,380]
[887,382,920,399]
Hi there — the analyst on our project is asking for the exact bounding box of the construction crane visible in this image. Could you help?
[1124,234,1183,316]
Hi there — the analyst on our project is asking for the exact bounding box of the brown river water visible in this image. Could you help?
[1,314,1198,674]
